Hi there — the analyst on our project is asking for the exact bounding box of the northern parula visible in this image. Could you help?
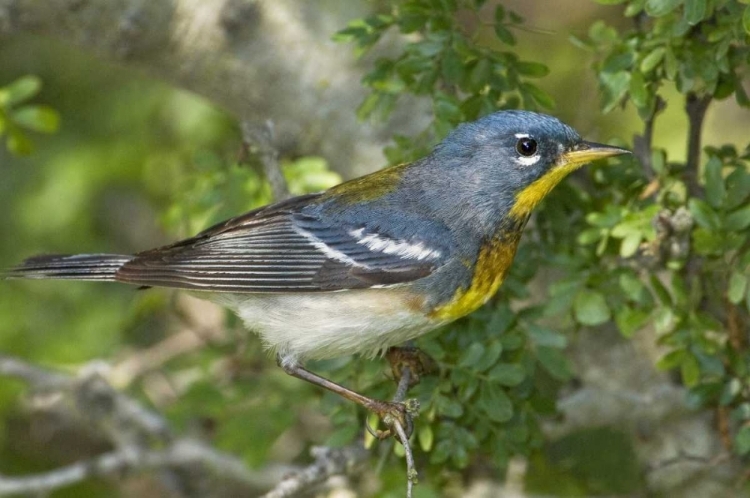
[5,110,629,430]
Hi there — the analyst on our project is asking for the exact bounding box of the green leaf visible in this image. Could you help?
[649,274,673,306]
[6,130,33,156]
[726,168,750,209]
[588,20,619,44]
[0,75,42,106]
[615,307,650,337]
[728,271,748,304]
[494,4,506,22]
[734,403,750,421]
[671,272,688,306]
[487,363,526,386]
[537,346,572,381]
[735,426,750,455]
[640,47,665,73]
[656,349,686,370]
[625,0,646,16]
[600,71,631,113]
[459,342,485,368]
[683,0,706,24]
[418,425,434,452]
[441,48,464,85]
[725,204,750,231]
[356,93,381,120]
[692,227,726,255]
[688,198,720,229]
[703,156,726,207]
[619,272,647,302]
[469,58,492,91]
[681,353,701,387]
[474,340,503,372]
[574,289,611,326]
[494,23,516,45]
[620,231,642,257]
[528,326,568,348]
[650,149,666,175]
[736,80,750,108]
[629,70,648,110]
[434,94,462,123]
[478,384,513,422]
[438,395,464,418]
[521,83,555,109]
[578,227,603,245]
[720,378,742,406]
[586,206,622,227]
[645,0,682,17]
[516,61,549,78]
[11,105,60,133]
[743,6,750,36]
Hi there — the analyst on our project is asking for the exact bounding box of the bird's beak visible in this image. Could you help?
[559,141,631,167]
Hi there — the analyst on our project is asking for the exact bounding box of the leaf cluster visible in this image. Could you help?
[335,0,553,163]
[0,75,60,155]
[332,0,750,490]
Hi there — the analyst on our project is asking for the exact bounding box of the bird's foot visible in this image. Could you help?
[364,397,420,441]
[386,346,437,388]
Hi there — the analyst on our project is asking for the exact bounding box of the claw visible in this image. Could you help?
[363,398,420,441]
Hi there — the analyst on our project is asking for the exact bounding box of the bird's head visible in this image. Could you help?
[429,110,630,230]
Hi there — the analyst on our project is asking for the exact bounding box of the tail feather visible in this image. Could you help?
[3,254,134,281]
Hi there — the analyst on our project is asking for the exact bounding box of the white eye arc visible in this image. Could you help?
[513,133,540,166]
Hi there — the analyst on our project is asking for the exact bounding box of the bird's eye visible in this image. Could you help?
[516,137,538,157]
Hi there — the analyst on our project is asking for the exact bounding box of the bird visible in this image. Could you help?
[3,110,629,435]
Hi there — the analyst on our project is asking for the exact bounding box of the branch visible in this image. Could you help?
[645,449,730,475]
[0,354,288,496]
[684,92,712,197]
[633,96,665,180]
[0,439,276,497]
[0,0,424,173]
[260,445,369,498]
[0,354,69,390]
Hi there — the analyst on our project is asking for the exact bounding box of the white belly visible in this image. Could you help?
[210,289,443,365]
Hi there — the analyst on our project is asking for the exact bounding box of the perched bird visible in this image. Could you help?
[4,111,629,433]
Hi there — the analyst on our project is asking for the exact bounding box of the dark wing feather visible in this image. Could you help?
[115,195,444,293]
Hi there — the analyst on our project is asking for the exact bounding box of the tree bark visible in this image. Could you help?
[0,0,424,175]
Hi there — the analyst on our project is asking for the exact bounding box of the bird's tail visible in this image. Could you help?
[2,254,134,281]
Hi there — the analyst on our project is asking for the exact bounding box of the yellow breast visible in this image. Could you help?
[431,233,522,320]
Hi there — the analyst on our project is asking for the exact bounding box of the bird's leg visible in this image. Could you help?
[277,356,418,440]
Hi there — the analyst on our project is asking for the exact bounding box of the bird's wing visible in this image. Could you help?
[115,194,447,293]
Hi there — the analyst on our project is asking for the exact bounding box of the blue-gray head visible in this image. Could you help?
[423,110,629,232]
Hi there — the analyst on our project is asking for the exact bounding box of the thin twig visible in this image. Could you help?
[392,419,416,498]
[645,450,729,475]
[392,365,412,403]
[0,439,273,497]
[392,366,418,498]
[0,354,70,389]
[260,445,369,498]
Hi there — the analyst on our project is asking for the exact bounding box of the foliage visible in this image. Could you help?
[0,75,60,155]
[334,0,553,163]
[333,0,750,492]
[580,0,750,460]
